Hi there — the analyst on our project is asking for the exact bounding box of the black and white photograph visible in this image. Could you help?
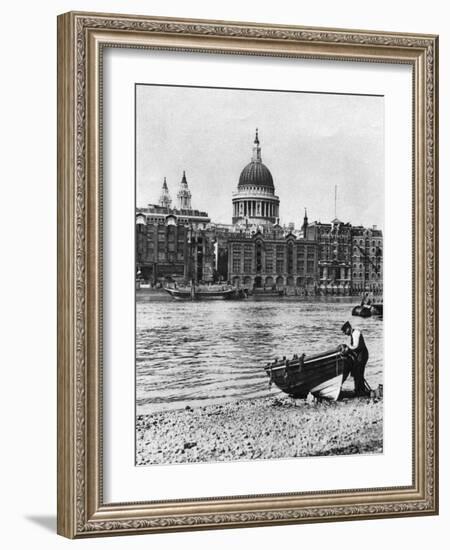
[135,83,384,466]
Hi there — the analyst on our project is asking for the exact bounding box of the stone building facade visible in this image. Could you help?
[136,172,215,284]
[303,219,383,295]
[136,217,216,284]
[228,230,319,292]
[351,225,383,294]
[305,219,353,295]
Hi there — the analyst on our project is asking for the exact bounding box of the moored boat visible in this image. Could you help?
[352,303,383,317]
[352,305,372,317]
[264,346,349,401]
[164,286,245,300]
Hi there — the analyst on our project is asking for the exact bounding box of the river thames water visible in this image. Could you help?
[136,295,383,415]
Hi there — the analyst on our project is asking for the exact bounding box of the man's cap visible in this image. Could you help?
[341,321,351,333]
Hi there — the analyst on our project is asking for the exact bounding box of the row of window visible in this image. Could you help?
[231,246,316,256]
[231,259,315,274]
[354,240,382,247]
[317,237,383,248]
[352,272,382,279]
[353,263,382,271]
[146,241,186,251]
[156,252,184,262]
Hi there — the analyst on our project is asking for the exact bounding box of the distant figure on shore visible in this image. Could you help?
[341,321,369,396]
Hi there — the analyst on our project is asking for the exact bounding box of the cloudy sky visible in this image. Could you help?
[136,84,384,229]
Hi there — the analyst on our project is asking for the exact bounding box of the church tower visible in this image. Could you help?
[177,171,192,210]
[302,208,309,238]
[158,177,172,208]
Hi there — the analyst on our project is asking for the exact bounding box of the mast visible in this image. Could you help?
[188,223,195,298]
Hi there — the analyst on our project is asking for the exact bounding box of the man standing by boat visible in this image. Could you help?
[341,321,369,397]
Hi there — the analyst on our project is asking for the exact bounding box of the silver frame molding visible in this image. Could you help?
[57,11,439,538]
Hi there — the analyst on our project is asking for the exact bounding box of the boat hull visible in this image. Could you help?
[164,287,243,300]
[265,347,348,400]
[352,305,372,317]
[311,373,343,401]
[352,304,383,317]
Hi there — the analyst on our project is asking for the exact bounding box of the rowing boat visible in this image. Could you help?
[264,347,349,401]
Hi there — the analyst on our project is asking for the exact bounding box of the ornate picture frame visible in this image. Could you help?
[57,11,438,538]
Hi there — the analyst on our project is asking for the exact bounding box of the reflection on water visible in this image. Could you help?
[136,298,383,415]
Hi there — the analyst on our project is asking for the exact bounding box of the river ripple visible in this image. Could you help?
[136,298,383,414]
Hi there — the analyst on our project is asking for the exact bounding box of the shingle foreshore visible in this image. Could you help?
[136,393,383,466]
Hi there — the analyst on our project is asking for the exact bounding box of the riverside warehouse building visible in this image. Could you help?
[136,131,383,295]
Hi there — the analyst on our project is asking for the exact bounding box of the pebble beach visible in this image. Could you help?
[136,389,383,466]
